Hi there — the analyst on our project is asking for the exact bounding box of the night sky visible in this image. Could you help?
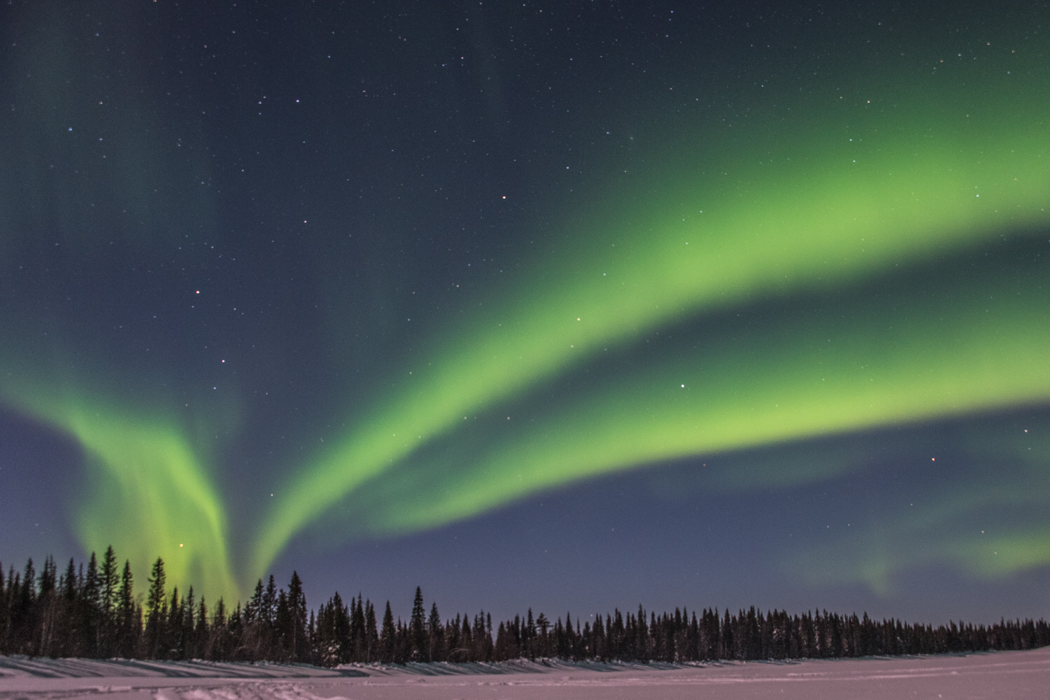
[2,1,1049,625]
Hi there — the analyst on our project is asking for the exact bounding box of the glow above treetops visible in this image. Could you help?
[1,15,1047,603]
[253,76,1050,577]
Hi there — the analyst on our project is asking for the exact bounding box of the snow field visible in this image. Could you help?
[1,647,1047,699]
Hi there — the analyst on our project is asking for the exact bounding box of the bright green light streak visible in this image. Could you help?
[0,385,238,603]
[256,88,1050,575]
[348,261,1050,536]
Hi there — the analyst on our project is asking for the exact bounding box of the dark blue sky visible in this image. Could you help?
[1,0,1049,625]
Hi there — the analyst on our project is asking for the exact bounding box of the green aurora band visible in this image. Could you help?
[253,77,1050,577]
[333,247,1050,534]
[0,382,239,603]
[1,39,1048,600]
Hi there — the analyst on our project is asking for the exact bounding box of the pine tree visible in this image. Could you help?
[36,556,61,657]
[563,613,576,661]
[428,601,444,662]
[525,608,536,660]
[592,613,606,660]
[286,572,308,662]
[81,552,100,657]
[446,614,461,659]
[262,575,278,627]
[144,558,167,659]
[52,558,79,657]
[167,586,184,659]
[245,579,263,624]
[396,617,410,663]
[99,546,119,656]
[39,556,57,595]
[458,614,473,661]
[350,593,366,661]
[193,594,208,660]
[181,587,196,659]
[364,599,378,662]
[535,612,550,658]
[327,591,351,663]
[12,559,37,655]
[474,611,492,661]
[380,601,396,663]
[410,587,427,661]
[274,589,291,661]
[210,597,229,660]
[0,563,8,654]
[3,569,19,654]
[116,560,138,657]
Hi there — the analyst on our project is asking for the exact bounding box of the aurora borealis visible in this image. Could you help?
[1,1,1048,622]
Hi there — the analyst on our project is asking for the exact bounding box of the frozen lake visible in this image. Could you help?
[2,647,1048,699]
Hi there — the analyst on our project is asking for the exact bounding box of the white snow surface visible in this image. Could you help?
[1,648,1048,699]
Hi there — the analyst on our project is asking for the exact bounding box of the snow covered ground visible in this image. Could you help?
[2,648,1048,699]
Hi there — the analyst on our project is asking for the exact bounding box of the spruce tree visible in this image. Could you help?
[13,559,37,655]
[350,593,366,661]
[380,601,396,663]
[459,615,473,661]
[428,601,444,662]
[396,617,410,663]
[525,608,536,660]
[592,614,605,660]
[446,614,461,659]
[262,575,278,627]
[364,599,378,662]
[82,552,100,657]
[99,547,119,655]
[210,597,229,660]
[167,587,181,658]
[193,594,208,660]
[274,589,291,660]
[286,572,308,662]
[36,557,61,657]
[116,560,138,658]
[55,558,80,657]
[178,587,194,659]
[245,579,264,624]
[170,587,185,658]
[144,558,167,659]
[328,591,351,663]
[39,555,57,595]
[0,564,7,653]
[410,587,427,661]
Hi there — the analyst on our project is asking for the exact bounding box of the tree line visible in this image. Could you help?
[2,549,1048,665]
